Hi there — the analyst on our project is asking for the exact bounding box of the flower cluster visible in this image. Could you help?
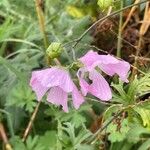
[30,50,130,112]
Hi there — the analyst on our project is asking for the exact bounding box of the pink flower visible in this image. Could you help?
[30,67,84,112]
[78,50,130,101]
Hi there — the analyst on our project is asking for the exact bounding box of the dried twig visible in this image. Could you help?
[72,0,148,49]
[0,122,13,150]
[22,101,41,142]
[130,54,150,62]
[131,1,150,79]
[35,0,48,49]
[121,0,140,31]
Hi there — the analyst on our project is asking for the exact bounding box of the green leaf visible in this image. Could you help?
[0,56,27,83]
[106,119,130,143]
[10,136,26,150]
[77,144,95,150]
[134,107,150,129]
[5,106,26,133]
[127,124,150,143]
[104,104,122,119]
[137,99,150,110]
[138,139,150,150]
[6,82,36,112]
[97,0,113,10]
[39,131,57,149]
[111,81,130,104]
[137,73,150,97]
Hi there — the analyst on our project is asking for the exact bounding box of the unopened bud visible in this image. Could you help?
[46,42,63,59]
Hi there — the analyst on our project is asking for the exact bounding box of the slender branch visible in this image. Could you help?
[88,98,150,144]
[130,54,150,62]
[110,29,140,51]
[121,0,140,31]
[22,101,41,142]
[88,110,123,144]
[116,0,123,57]
[72,0,148,48]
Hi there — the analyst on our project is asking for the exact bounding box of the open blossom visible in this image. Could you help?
[30,67,84,112]
[78,50,130,101]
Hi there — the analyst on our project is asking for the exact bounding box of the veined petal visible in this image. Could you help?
[98,54,119,64]
[89,70,112,101]
[79,51,130,82]
[47,87,68,112]
[59,71,74,92]
[31,67,62,88]
[42,68,69,87]
[99,60,130,82]
[31,67,74,91]
[79,50,101,71]
[30,74,49,101]
[72,85,84,109]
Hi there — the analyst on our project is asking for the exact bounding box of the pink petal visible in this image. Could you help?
[79,78,89,96]
[47,87,68,112]
[77,68,89,96]
[31,68,62,88]
[31,67,74,92]
[59,71,74,92]
[79,50,101,71]
[79,50,98,66]
[89,70,112,101]
[41,68,68,88]
[30,74,49,101]
[79,51,130,82]
[98,54,119,64]
[72,85,84,109]
[99,60,130,82]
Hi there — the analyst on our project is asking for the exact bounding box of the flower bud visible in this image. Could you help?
[46,42,63,59]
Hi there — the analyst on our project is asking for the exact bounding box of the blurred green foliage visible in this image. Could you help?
[0,0,150,150]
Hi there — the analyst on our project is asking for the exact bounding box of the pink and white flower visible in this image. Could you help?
[30,67,84,112]
[78,50,130,101]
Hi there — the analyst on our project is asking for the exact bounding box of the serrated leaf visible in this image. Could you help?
[26,136,45,150]
[10,136,26,150]
[134,107,150,129]
[6,82,36,112]
[106,119,130,143]
[39,131,57,149]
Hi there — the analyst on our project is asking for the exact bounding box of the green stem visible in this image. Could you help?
[116,0,123,57]
[35,0,49,49]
